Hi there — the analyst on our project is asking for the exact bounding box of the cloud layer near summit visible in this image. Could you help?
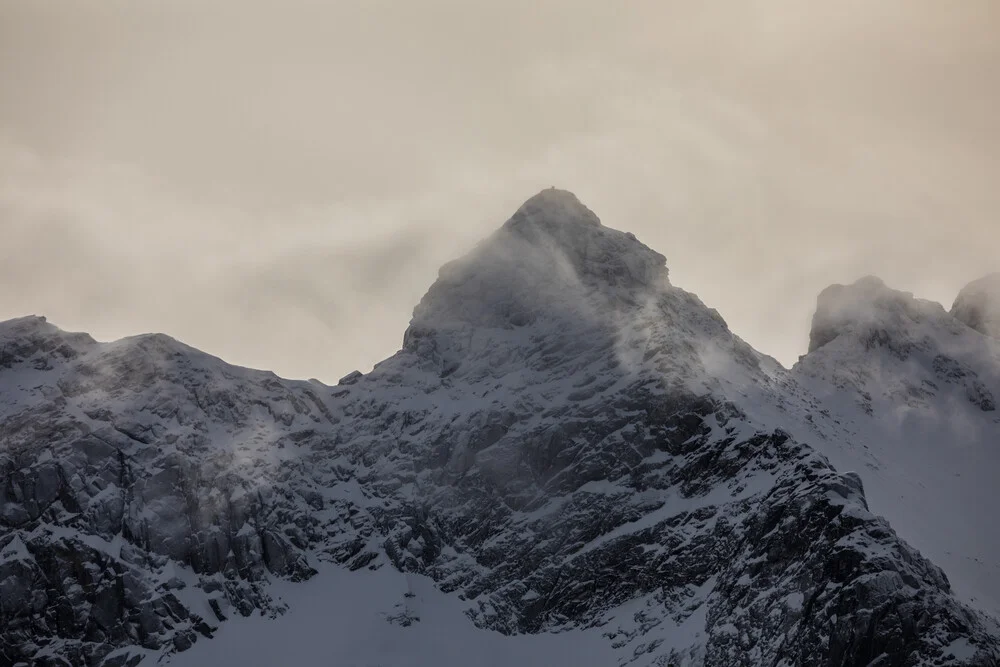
[1,1,998,380]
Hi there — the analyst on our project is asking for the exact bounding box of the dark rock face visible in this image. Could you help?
[0,321,322,666]
[2,194,999,666]
[0,532,213,665]
[706,455,992,666]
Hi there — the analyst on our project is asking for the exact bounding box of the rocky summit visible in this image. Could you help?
[1,190,999,666]
[952,273,1000,340]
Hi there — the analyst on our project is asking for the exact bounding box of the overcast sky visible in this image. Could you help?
[1,1,997,381]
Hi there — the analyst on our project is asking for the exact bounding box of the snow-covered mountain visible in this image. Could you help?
[1,189,998,666]
[793,275,1000,618]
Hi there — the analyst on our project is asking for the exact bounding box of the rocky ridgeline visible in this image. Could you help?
[799,275,1000,417]
[1,190,998,666]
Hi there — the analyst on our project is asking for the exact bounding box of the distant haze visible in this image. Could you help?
[1,1,997,381]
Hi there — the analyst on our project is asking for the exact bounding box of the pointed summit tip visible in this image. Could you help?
[495,188,665,285]
[520,187,590,210]
[507,187,602,232]
[404,188,669,348]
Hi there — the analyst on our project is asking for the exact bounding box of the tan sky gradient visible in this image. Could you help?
[1,1,997,381]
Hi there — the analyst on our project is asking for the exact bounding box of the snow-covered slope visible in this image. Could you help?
[1,190,998,666]
[792,275,1000,618]
[167,562,620,667]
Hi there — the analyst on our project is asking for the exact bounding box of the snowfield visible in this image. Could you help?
[166,562,618,667]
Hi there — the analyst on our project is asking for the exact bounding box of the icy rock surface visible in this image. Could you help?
[1,190,999,666]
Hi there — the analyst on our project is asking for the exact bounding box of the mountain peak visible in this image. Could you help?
[806,275,943,353]
[0,314,53,338]
[0,315,97,367]
[405,190,668,352]
[5,196,1000,665]
[505,187,602,231]
[498,188,666,287]
[951,273,1000,338]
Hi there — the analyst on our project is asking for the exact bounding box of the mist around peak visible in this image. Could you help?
[401,190,678,376]
[952,273,1000,339]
